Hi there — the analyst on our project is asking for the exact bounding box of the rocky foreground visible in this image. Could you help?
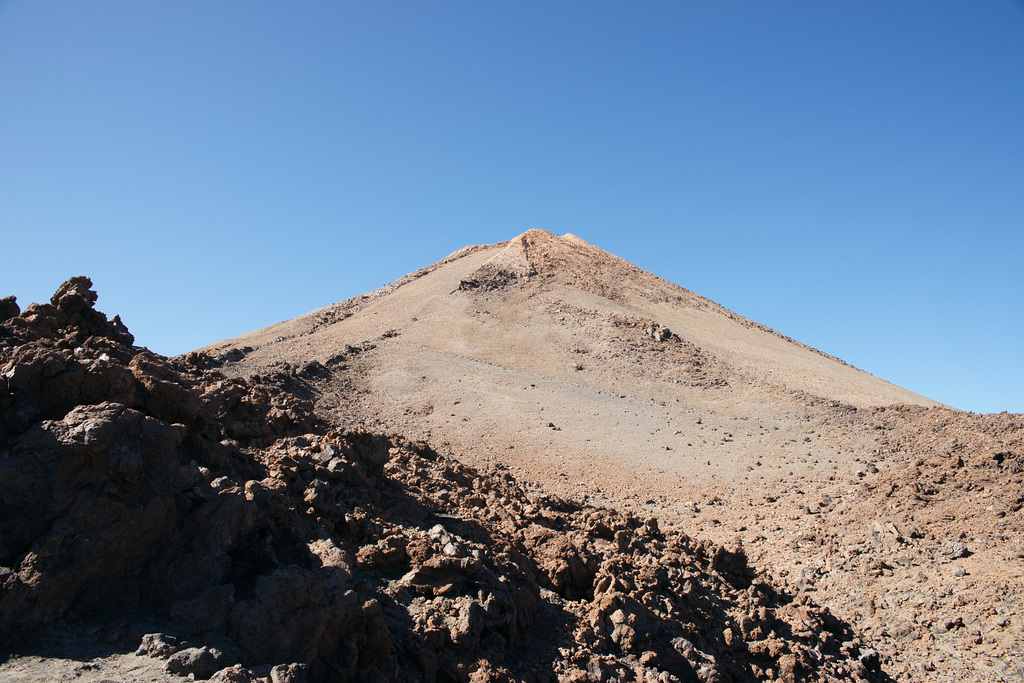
[0,280,891,682]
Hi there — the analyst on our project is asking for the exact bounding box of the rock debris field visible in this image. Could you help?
[2,231,1023,682]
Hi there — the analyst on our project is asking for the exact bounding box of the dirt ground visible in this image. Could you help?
[1,626,177,683]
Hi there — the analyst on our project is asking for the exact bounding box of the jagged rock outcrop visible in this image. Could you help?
[0,278,885,682]
[0,296,19,323]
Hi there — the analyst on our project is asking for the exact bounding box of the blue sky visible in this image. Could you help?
[1,1,1021,414]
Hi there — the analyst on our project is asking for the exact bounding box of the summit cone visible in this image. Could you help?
[202,229,936,502]
[196,230,1024,680]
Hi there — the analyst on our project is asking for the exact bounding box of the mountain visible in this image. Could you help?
[208,229,932,406]
[2,241,1021,681]
[1,281,884,683]
[201,229,1024,681]
[203,229,936,501]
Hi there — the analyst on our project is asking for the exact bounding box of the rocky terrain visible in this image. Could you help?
[0,279,892,682]
[3,230,1022,682]
[199,230,1024,681]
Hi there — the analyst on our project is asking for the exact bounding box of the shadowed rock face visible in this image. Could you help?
[0,279,886,681]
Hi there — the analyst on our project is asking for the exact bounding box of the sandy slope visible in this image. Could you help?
[203,229,936,497]
[206,230,933,408]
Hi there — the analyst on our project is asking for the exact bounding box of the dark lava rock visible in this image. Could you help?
[0,278,886,682]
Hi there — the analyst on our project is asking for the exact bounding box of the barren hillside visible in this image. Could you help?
[203,230,938,498]
[2,231,1016,683]
[2,280,895,683]
[201,230,1023,681]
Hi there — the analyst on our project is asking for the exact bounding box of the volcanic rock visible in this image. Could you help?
[193,230,1024,681]
[0,277,887,681]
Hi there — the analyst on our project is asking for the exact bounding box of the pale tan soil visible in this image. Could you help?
[0,626,178,682]
[184,230,1022,680]
[204,230,937,502]
[0,653,174,683]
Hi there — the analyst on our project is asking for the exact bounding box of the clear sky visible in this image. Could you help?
[1,1,1022,414]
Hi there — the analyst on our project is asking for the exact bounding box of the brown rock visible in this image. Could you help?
[0,276,908,683]
[166,646,230,679]
[0,295,19,322]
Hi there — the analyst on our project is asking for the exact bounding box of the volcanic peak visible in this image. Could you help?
[487,228,632,278]
[458,228,698,308]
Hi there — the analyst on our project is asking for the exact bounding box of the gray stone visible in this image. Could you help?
[946,542,969,559]
[270,663,309,683]
[136,632,180,659]
[166,646,228,679]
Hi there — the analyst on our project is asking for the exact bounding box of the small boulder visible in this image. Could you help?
[270,663,310,683]
[50,276,97,316]
[136,632,180,659]
[0,295,19,322]
[166,646,230,679]
[210,665,257,683]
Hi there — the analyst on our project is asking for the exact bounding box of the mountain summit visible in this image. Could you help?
[203,229,936,501]
[196,231,1023,680]
[456,229,676,300]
